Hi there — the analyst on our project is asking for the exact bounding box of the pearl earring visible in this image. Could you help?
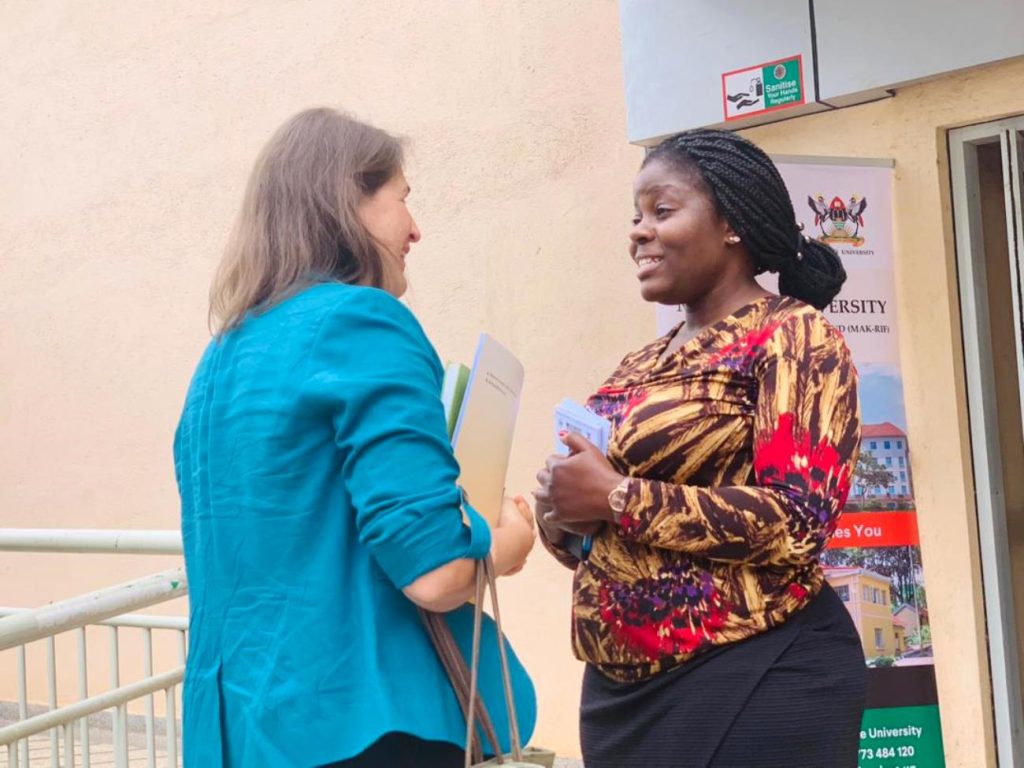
[726,235,741,245]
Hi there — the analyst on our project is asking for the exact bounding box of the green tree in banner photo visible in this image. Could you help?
[854,451,896,498]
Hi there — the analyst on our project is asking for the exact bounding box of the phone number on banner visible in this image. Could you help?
[860,744,917,764]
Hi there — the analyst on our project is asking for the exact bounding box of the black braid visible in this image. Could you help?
[644,128,846,310]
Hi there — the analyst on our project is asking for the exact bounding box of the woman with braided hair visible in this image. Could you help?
[533,128,866,767]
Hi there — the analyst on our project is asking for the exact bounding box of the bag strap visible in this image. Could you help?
[463,556,524,767]
[419,606,499,763]
[422,554,525,768]
[481,556,523,759]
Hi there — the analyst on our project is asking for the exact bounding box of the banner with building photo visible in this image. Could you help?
[656,158,945,767]
[780,159,945,768]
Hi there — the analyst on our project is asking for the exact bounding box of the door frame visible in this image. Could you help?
[949,115,1024,767]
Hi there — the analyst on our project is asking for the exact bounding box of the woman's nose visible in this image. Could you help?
[630,219,653,244]
[409,218,422,243]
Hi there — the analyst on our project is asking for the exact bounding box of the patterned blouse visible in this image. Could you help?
[543,295,860,683]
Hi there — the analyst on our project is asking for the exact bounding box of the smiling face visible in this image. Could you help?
[356,170,421,297]
[630,158,745,306]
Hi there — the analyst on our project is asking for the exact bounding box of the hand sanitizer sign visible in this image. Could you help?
[722,55,804,121]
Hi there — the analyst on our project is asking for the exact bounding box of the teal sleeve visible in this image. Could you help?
[304,288,491,588]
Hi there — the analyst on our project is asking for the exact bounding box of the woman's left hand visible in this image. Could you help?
[537,432,625,528]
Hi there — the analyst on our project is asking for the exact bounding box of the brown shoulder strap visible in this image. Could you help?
[421,555,525,767]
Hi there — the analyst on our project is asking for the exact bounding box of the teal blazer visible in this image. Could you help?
[175,283,535,767]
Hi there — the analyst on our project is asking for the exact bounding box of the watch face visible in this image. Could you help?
[608,478,631,513]
[609,488,627,513]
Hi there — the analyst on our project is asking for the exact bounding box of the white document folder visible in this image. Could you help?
[450,334,525,527]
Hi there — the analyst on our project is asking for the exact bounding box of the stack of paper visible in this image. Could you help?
[552,399,612,561]
[553,398,610,456]
[441,362,470,439]
[442,334,524,528]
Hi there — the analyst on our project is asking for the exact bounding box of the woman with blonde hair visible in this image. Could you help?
[175,108,536,767]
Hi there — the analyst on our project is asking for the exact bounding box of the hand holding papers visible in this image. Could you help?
[552,399,611,560]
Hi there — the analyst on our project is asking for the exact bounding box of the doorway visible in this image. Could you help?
[949,116,1024,766]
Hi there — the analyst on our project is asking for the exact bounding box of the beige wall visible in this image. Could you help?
[0,0,644,757]
[743,56,1024,767]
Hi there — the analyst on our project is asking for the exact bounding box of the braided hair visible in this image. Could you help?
[644,128,845,310]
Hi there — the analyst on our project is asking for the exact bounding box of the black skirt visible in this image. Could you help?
[323,732,462,768]
[580,583,867,768]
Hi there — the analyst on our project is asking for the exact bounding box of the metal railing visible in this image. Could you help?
[0,531,181,557]
[0,530,186,768]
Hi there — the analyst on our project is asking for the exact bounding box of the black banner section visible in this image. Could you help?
[866,665,939,709]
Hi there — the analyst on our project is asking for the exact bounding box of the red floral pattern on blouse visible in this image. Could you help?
[540,296,861,683]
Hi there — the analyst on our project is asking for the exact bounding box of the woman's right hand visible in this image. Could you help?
[533,458,604,545]
[492,495,536,577]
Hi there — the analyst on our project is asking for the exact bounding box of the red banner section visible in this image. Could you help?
[827,510,920,549]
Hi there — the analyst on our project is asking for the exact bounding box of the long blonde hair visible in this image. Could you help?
[210,108,403,333]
